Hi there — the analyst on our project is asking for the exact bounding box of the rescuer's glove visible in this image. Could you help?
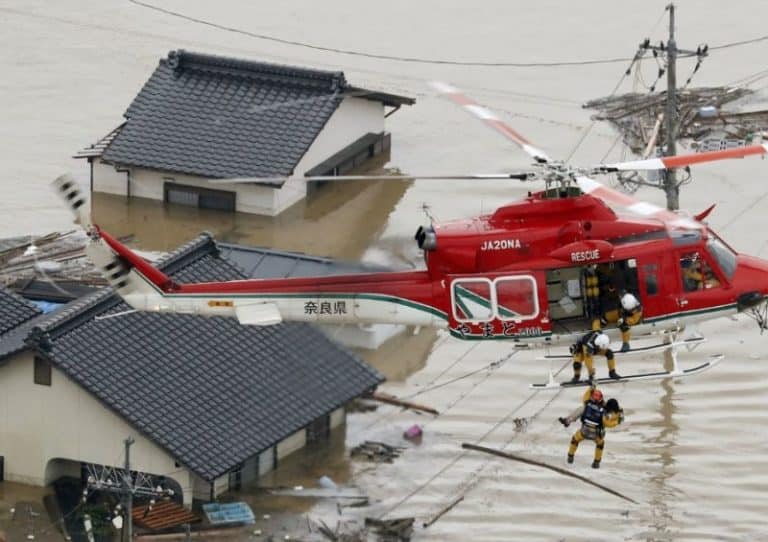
[559,417,570,427]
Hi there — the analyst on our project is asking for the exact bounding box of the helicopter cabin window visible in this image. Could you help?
[680,251,721,292]
[495,276,538,320]
[451,279,494,322]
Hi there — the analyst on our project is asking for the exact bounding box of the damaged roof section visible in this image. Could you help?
[99,49,413,180]
[24,235,383,481]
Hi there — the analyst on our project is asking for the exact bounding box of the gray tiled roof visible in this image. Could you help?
[29,235,383,481]
[218,243,390,279]
[0,287,41,335]
[100,50,363,180]
[0,309,55,362]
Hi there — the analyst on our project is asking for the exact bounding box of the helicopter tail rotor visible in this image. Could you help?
[52,174,91,228]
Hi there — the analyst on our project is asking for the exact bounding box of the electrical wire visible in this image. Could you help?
[129,0,768,69]
[126,0,638,68]
[379,358,571,520]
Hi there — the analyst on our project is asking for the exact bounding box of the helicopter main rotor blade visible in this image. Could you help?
[209,172,536,184]
[575,175,701,230]
[431,81,552,164]
[597,143,768,172]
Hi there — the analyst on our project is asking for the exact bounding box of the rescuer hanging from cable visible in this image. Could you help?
[570,330,620,382]
[558,387,624,469]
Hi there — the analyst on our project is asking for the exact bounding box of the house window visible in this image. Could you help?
[34,356,51,386]
[164,182,236,211]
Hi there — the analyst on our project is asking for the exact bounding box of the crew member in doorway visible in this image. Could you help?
[584,265,603,330]
[617,291,642,352]
[570,331,621,382]
[681,256,704,291]
[559,387,624,469]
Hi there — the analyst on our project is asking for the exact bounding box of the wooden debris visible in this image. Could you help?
[365,517,414,541]
[462,443,638,504]
[367,392,439,415]
[422,495,464,528]
[350,441,405,463]
[133,501,200,530]
[585,86,767,157]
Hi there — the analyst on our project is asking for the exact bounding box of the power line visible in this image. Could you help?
[124,0,627,68]
[128,0,768,69]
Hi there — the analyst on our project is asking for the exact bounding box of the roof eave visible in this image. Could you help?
[345,86,416,107]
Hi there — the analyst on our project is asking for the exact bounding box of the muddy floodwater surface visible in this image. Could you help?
[2,0,768,539]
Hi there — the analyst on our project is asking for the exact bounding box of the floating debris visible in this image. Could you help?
[364,517,414,541]
[367,392,438,415]
[512,417,529,432]
[350,441,405,463]
[585,86,767,157]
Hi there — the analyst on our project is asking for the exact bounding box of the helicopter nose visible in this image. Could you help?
[733,255,768,307]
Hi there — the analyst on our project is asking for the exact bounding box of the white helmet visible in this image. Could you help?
[594,333,610,350]
[621,292,639,311]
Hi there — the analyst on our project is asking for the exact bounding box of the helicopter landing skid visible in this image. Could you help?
[530,354,724,389]
[536,336,706,361]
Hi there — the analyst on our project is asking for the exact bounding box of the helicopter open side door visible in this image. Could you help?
[447,272,550,340]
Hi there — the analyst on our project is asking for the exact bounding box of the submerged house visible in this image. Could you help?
[0,236,383,503]
[75,50,414,215]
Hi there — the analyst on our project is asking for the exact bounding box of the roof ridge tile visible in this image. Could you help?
[167,49,346,91]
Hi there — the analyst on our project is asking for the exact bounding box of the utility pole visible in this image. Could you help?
[85,436,176,540]
[124,437,134,542]
[637,3,707,210]
[664,3,679,211]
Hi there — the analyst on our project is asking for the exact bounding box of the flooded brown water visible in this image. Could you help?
[2,0,768,539]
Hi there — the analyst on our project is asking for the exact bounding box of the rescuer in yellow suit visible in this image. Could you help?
[570,331,620,382]
[559,387,624,468]
[617,291,642,352]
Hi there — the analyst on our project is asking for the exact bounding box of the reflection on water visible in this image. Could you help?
[91,156,411,259]
[646,376,679,541]
[357,327,439,382]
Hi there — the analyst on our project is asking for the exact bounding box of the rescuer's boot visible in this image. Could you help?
[609,369,621,380]
[592,460,601,469]
[567,454,574,464]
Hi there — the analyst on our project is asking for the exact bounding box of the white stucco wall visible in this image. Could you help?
[90,95,386,215]
[0,352,194,504]
[330,407,345,430]
[92,158,129,195]
[276,429,307,460]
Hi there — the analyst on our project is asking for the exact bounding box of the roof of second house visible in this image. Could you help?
[25,234,383,481]
[0,286,41,335]
[96,50,413,181]
[218,242,390,278]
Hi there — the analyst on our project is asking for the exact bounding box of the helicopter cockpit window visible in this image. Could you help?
[495,276,538,320]
[706,235,737,281]
[680,251,721,292]
[451,279,494,322]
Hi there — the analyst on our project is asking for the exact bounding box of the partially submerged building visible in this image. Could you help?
[0,236,383,504]
[75,50,414,215]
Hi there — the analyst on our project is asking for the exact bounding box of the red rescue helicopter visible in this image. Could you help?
[54,82,768,386]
